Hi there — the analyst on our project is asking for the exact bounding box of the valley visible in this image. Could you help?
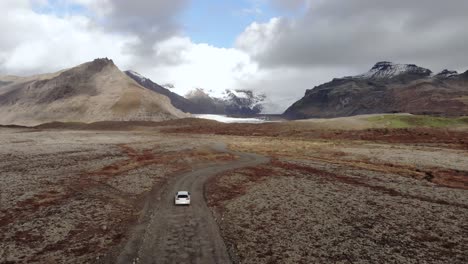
[1,116,467,263]
[2,1,468,263]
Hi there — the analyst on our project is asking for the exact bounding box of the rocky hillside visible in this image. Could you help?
[125,70,201,114]
[284,62,468,119]
[0,58,187,126]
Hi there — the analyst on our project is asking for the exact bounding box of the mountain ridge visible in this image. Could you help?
[126,70,267,115]
[354,61,432,80]
[0,58,187,126]
[125,70,201,114]
[284,62,468,119]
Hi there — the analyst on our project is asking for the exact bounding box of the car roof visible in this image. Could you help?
[177,191,189,195]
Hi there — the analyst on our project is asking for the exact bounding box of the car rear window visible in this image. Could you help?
[178,195,189,198]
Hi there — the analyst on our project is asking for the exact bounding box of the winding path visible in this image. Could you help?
[113,142,268,264]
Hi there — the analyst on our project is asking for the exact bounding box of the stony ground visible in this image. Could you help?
[1,120,467,263]
[206,137,468,264]
[0,128,233,263]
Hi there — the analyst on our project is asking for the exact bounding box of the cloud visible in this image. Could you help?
[139,35,357,114]
[269,0,309,11]
[237,0,468,72]
[0,0,193,74]
[135,37,257,98]
[72,0,189,58]
[234,66,357,113]
[0,1,137,75]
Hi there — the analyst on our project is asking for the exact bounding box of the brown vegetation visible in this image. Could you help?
[0,130,234,263]
[2,117,467,263]
[206,158,468,263]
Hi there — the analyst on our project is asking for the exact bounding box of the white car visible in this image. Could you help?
[175,191,191,205]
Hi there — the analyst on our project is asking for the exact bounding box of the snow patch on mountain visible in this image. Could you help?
[228,89,250,99]
[185,88,266,115]
[223,89,266,114]
[435,69,458,78]
[125,70,148,82]
[163,83,175,89]
[356,61,432,79]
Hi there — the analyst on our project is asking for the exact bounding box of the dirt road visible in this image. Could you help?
[111,142,268,264]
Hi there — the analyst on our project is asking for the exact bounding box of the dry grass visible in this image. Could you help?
[227,137,468,190]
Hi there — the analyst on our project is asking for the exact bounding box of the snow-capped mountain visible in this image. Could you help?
[284,62,468,119]
[126,71,267,115]
[184,88,225,114]
[185,88,266,115]
[356,61,432,79]
[223,89,266,115]
[435,69,459,79]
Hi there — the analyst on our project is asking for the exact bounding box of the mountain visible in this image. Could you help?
[185,88,266,115]
[223,89,266,115]
[356,61,432,80]
[125,70,201,114]
[184,88,226,114]
[125,71,266,115]
[0,58,187,126]
[284,62,468,119]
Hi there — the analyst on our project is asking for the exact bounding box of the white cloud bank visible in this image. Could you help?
[0,0,136,75]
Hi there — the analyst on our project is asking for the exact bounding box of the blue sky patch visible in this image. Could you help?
[180,0,281,48]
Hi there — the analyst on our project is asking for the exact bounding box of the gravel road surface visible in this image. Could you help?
[113,142,268,264]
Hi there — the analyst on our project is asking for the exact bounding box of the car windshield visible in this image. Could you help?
[178,195,189,198]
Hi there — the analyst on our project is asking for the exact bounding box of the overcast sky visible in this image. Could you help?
[1,0,468,113]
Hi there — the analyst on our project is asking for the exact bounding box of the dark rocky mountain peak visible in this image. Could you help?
[458,69,468,79]
[86,57,116,71]
[435,69,458,79]
[357,61,432,80]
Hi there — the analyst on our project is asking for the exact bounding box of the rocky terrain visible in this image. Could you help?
[284,62,468,119]
[202,125,468,263]
[1,115,467,263]
[0,128,234,263]
[0,59,187,126]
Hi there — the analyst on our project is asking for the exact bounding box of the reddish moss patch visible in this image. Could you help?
[206,165,275,209]
[271,160,468,209]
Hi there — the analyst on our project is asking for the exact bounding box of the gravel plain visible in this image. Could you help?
[1,123,467,263]
[0,128,230,263]
[206,136,468,264]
